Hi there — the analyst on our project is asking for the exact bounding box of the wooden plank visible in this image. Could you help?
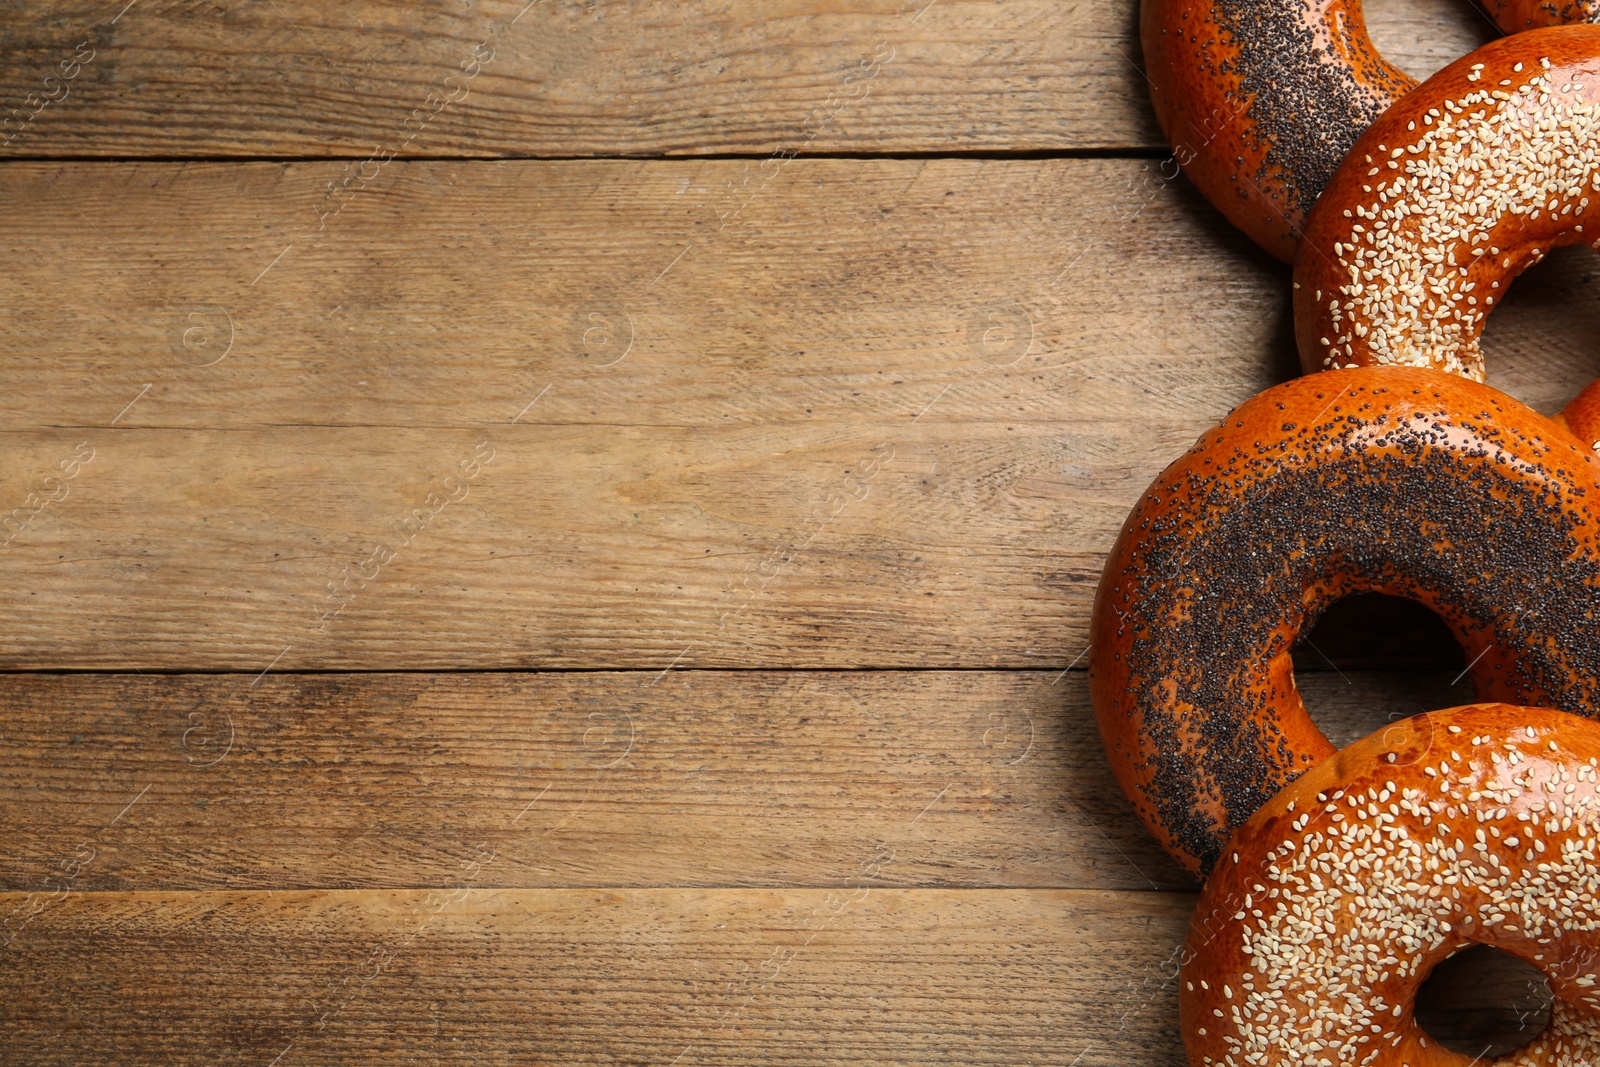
[4,158,1595,669]
[0,0,1491,158]
[0,884,1549,1064]
[0,0,1154,157]
[0,885,1196,1065]
[0,157,1284,431]
[0,669,1472,894]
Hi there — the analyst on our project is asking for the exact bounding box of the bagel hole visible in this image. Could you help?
[1362,0,1495,82]
[1414,944,1552,1059]
[1291,593,1473,750]
[1480,245,1600,415]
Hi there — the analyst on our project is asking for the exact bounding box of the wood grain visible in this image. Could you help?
[0,884,1552,1065]
[0,669,1473,895]
[2,158,1595,670]
[0,157,1284,431]
[2,886,1195,1066]
[0,0,1495,159]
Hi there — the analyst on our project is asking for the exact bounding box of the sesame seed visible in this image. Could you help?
[1182,707,1600,1065]
[1298,55,1600,380]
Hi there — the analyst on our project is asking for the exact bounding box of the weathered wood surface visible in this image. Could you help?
[4,886,1196,1066]
[1,158,1595,671]
[0,669,1472,895]
[0,0,1491,159]
[0,2,1577,1063]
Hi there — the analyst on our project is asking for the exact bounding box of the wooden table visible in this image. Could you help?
[0,0,1591,1062]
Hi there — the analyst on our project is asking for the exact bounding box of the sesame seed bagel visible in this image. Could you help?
[1295,26,1600,380]
[1143,0,1600,262]
[1090,366,1600,879]
[1180,704,1600,1067]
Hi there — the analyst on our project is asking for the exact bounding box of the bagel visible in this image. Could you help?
[1144,2,1600,261]
[1090,365,1600,877]
[1555,379,1600,453]
[1295,26,1600,380]
[1180,703,1600,1066]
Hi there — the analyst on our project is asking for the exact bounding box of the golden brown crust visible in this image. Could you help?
[1090,366,1600,878]
[1181,704,1600,1066]
[1556,379,1600,452]
[1294,26,1600,379]
[1144,1,1600,262]
[1488,0,1600,30]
